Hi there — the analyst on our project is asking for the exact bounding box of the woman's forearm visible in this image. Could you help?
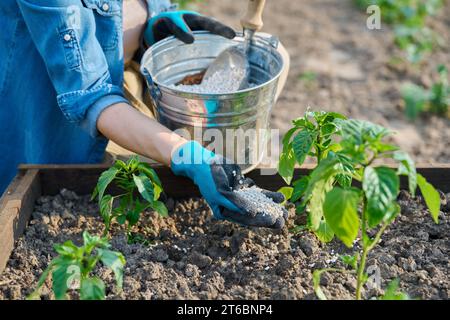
[97,103,187,166]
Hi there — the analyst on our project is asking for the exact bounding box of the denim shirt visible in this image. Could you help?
[0,0,172,194]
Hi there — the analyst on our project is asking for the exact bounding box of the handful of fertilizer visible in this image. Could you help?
[233,186,286,220]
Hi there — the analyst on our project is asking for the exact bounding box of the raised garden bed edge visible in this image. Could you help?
[0,163,449,274]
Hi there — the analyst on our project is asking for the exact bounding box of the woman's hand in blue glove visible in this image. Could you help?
[171,141,288,229]
[144,11,236,46]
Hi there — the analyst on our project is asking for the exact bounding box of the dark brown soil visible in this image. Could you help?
[198,0,450,164]
[0,189,448,300]
[178,71,206,86]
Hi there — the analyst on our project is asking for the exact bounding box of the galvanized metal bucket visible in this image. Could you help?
[141,31,284,172]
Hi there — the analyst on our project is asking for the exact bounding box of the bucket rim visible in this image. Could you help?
[140,31,284,97]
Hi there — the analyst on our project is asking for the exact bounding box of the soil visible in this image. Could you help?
[197,0,450,163]
[0,189,448,300]
[178,71,205,86]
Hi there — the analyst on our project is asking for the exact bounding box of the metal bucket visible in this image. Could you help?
[141,31,284,172]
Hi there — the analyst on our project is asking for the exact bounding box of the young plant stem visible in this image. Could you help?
[367,222,389,251]
[356,246,369,300]
[126,224,132,242]
[316,132,323,164]
[355,199,390,300]
[356,198,368,300]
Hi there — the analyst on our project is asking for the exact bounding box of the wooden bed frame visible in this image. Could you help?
[0,163,449,274]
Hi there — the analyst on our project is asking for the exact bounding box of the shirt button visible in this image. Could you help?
[102,3,110,11]
[64,34,72,42]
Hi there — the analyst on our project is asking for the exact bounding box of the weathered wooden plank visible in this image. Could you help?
[0,171,27,213]
[250,166,450,193]
[0,169,41,274]
[20,165,195,198]
[17,163,450,198]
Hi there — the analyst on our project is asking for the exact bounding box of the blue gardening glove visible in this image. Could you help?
[144,10,236,46]
[171,141,288,229]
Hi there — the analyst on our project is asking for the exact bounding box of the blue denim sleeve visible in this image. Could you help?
[146,0,176,17]
[16,0,127,138]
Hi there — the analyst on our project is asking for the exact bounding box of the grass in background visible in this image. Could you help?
[402,65,450,120]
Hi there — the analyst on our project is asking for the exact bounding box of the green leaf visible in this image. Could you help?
[292,130,316,166]
[314,220,335,243]
[379,279,410,300]
[126,207,141,226]
[282,127,299,146]
[153,200,169,217]
[52,259,77,300]
[290,224,308,234]
[341,254,358,270]
[321,123,337,137]
[329,152,355,188]
[308,176,335,231]
[322,112,347,122]
[278,149,296,185]
[133,173,154,203]
[291,176,310,202]
[138,163,163,188]
[80,277,106,300]
[100,195,114,230]
[313,270,328,300]
[323,187,361,248]
[371,142,400,153]
[304,157,340,230]
[54,241,79,257]
[363,167,400,228]
[295,203,307,215]
[117,214,127,225]
[336,119,389,145]
[277,186,294,203]
[417,174,440,223]
[83,231,107,251]
[153,184,163,201]
[393,151,417,197]
[114,159,128,171]
[94,166,119,202]
[128,156,140,172]
[98,249,126,289]
[385,203,401,224]
[362,232,374,248]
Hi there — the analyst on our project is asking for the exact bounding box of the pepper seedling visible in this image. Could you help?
[28,231,125,300]
[402,65,449,120]
[279,111,441,299]
[278,110,352,241]
[92,156,168,242]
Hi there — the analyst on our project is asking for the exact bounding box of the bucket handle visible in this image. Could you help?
[142,67,162,101]
[258,34,279,49]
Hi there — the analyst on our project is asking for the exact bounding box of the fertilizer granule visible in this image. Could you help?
[172,67,249,94]
[234,186,285,218]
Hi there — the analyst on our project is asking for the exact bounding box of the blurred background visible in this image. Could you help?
[175,0,450,164]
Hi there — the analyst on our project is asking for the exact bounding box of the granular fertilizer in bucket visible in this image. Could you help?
[233,186,285,218]
[172,67,251,94]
